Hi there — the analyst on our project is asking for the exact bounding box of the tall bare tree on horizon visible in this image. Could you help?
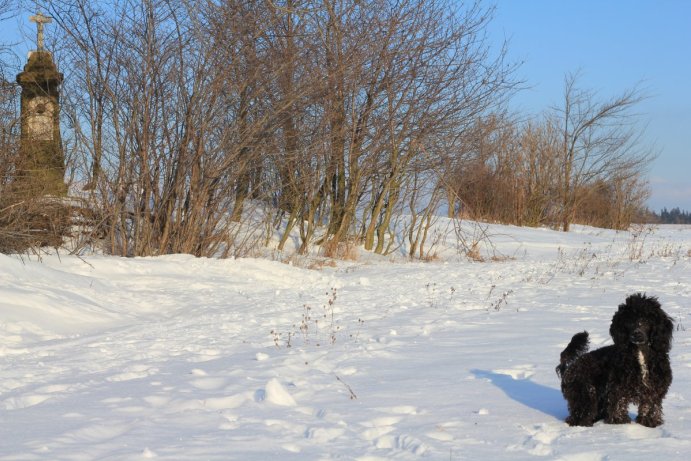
[552,72,655,231]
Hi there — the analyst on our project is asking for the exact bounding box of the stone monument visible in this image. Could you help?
[15,12,66,196]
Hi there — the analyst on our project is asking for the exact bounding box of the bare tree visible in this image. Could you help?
[0,0,27,252]
[0,0,16,25]
[48,0,124,190]
[0,0,19,170]
[551,72,655,231]
[312,0,517,253]
[49,0,248,256]
[514,120,560,226]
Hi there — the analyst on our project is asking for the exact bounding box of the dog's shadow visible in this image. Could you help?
[471,369,567,420]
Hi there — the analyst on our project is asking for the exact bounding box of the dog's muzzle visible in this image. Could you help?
[631,328,648,345]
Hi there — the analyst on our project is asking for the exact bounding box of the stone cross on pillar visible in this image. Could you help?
[16,11,66,196]
[29,12,52,51]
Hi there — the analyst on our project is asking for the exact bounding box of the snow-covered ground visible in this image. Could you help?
[1,223,690,460]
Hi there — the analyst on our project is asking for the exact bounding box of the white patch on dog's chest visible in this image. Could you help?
[638,350,649,385]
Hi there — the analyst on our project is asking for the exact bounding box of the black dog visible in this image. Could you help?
[556,293,673,427]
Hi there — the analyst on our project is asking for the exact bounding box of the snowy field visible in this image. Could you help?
[1,223,690,460]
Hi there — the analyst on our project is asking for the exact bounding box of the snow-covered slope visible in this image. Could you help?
[1,224,690,460]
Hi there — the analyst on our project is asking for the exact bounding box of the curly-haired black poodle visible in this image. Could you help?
[556,293,673,427]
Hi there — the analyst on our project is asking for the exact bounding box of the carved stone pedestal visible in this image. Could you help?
[16,49,66,196]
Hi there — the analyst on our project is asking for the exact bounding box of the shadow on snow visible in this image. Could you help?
[471,369,567,421]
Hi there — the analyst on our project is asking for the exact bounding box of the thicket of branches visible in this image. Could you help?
[0,0,657,257]
[445,74,655,231]
[48,0,518,257]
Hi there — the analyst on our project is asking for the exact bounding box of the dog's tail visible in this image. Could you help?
[556,331,590,378]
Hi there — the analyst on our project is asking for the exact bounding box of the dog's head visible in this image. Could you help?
[610,293,673,353]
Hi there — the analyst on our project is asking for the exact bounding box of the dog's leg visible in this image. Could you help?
[565,384,598,426]
[636,399,664,427]
[605,396,631,424]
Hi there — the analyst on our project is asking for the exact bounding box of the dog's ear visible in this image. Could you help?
[609,306,629,345]
[650,309,674,353]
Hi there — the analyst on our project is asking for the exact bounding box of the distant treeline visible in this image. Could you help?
[636,207,691,224]
[643,208,691,224]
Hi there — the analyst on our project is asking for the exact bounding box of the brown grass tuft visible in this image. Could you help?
[466,242,484,262]
[321,238,359,261]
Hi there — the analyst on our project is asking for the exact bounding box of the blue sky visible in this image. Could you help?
[488,0,691,211]
[2,1,690,211]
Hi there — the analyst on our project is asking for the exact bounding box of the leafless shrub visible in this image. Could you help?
[627,223,656,261]
[488,289,514,311]
[451,216,511,262]
[270,288,346,348]
[0,194,72,253]
[466,242,484,262]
